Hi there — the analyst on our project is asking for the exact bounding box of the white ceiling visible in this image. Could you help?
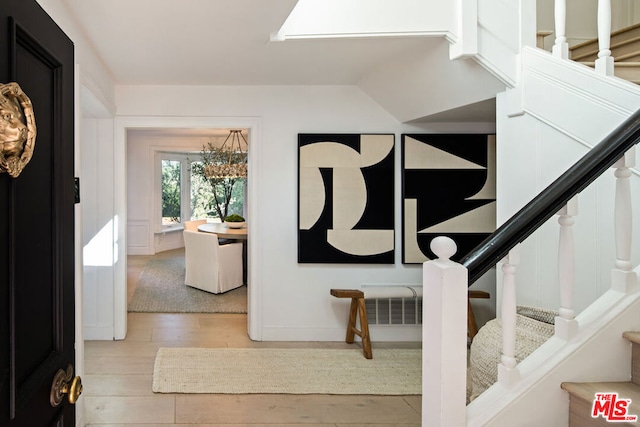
[65,1,497,122]
[63,0,433,86]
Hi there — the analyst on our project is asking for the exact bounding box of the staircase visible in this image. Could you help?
[562,331,640,426]
[570,23,640,84]
[418,1,640,423]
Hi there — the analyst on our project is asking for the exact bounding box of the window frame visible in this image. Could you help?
[156,151,194,231]
[154,150,247,233]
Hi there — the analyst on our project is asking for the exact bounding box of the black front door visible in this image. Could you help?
[0,0,76,426]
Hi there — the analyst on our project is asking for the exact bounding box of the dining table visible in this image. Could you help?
[197,222,248,239]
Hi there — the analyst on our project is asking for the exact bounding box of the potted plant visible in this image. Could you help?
[224,213,245,229]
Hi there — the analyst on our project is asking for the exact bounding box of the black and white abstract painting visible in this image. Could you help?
[298,133,394,263]
[402,134,496,264]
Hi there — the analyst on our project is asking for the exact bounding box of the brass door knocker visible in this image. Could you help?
[0,82,36,178]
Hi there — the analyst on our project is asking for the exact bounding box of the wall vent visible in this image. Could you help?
[365,297,423,326]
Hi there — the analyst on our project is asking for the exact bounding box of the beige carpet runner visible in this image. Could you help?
[152,347,421,395]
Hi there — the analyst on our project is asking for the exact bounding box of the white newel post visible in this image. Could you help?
[595,0,614,76]
[555,197,579,339]
[498,245,521,386]
[422,237,467,427]
[552,0,569,59]
[611,148,636,293]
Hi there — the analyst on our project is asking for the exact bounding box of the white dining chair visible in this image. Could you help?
[183,230,244,294]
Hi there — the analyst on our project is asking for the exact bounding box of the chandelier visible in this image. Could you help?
[204,129,248,178]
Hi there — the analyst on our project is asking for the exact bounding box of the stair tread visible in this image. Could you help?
[564,382,640,426]
[623,331,640,344]
[562,381,640,403]
[611,62,640,67]
[616,52,640,62]
[573,37,640,58]
[570,23,640,61]
[580,61,640,67]
[571,22,640,51]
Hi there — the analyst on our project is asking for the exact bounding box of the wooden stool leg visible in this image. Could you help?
[467,290,490,341]
[468,298,479,340]
[346,297,359,344]
[357,297,372,359]
[330,289,373,359]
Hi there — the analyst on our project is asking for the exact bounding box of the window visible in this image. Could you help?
[161,159,182,225]
[157,152,246,230]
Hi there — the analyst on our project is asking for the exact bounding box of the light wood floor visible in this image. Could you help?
[83,250,422,426]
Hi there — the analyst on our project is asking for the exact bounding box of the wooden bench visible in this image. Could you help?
[330,286,490,359]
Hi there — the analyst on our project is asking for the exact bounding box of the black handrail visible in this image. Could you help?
[461,108,640,285]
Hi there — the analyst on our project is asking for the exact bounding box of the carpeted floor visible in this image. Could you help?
[152,347,422,395]
[128,256,247,313]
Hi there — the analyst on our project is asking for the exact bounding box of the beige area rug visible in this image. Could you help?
[152,347,422,395]
[128,256,247,313]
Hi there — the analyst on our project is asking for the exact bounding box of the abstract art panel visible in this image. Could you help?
[298,133,394,263]
[402,134,496,264]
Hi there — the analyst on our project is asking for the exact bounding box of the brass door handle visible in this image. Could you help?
[50,364,83,407]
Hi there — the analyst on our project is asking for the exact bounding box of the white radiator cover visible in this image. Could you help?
[361,284,423,326]
[365,297,423,326]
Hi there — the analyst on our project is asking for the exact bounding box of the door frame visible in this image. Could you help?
[75,66,86,427]
[113,116,263,340]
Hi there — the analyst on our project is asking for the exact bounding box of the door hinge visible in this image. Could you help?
[74,177,80,204]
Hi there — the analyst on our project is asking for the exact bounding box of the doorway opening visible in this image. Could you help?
[124,133,250,314]
[112,116,262,341]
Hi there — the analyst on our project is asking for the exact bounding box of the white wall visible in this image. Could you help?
[115,84,496,342]
[495,109,612,311]
[476,0,537,87]
[81,118,116,340]
[36,0,116,113]
[359,37,506,122]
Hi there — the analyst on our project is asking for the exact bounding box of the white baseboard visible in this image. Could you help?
[84,325,115,340]
[127,246,151,255]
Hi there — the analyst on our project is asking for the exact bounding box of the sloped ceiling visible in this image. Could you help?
[359,38,504,123]
[63,0,431,86]
[63,0,499,121]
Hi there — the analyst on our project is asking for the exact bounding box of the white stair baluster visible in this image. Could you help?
[498,245,521,387]
[611,148,636,293]
[552,0,569,59]
[595,0,614,75]
[555,197,579,340]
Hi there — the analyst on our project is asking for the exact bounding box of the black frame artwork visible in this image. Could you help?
[401,133,496,264]
[298,133,395,263]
